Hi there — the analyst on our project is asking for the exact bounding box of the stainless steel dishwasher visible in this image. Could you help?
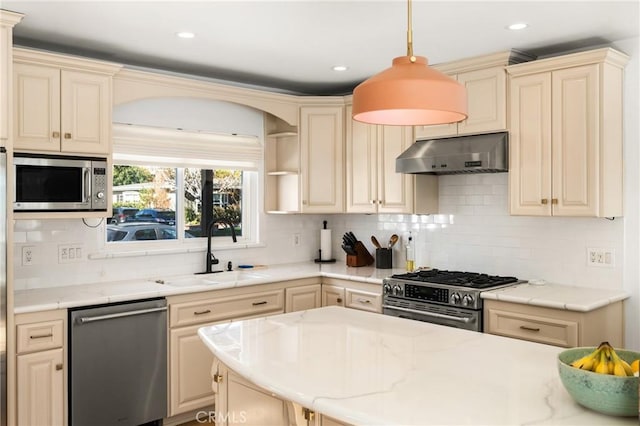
[69,298,167,426]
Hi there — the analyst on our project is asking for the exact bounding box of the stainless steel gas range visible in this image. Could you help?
[382,269,525,332]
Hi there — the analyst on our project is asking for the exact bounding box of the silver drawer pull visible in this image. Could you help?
[194,309,212,315]
[30,333,53,339]
[357,298,371,304]
[520,325,540,332]
[252,301,268,306]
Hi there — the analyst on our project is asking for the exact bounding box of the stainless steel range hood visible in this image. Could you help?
[396,131,509,174]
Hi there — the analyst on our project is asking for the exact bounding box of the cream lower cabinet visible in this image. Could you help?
[13,48,121,155]
[345,104,414,214]
[508,48,628,217]
[484,299,624,348]
[299,105,344,213]
[168,287,285,417]
[321,279,381,313]
[285,283,322,312]
[15,310,66,426]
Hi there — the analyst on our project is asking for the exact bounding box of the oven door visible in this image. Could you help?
[383,300,482,332]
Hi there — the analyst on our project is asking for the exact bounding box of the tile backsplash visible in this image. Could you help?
[13,173,623,291]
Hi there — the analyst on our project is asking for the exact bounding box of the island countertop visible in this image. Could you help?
[198,306,637,426]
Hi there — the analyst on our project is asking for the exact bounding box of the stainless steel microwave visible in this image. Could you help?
[13,154,108,211]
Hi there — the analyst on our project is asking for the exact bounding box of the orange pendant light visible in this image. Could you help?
[352,0,468,126]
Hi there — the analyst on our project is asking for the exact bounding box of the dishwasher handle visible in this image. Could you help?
[76,306,167,325]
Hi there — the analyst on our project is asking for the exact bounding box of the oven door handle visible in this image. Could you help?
[383,305,472,324]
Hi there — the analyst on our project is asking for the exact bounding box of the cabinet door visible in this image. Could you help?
[300,106,344,213]
[169,324,216,416]
[322,285,345,307]
[345,106,377,213]
[458,67,506,135]
[222,370,289,426]
[17,348,64,426]
[60,70,111,154]
[285,284,321,313]
[551,64,599,216]
[377,125,414,213]
[13,63,61,151]
[508,73,552,216]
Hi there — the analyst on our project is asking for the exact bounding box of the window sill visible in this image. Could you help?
[89,241,266,260]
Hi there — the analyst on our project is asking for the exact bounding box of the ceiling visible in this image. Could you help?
[3,1,639,95]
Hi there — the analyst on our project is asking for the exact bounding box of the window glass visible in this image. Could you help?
[108,165,248,244]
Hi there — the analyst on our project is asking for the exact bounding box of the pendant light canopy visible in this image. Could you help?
[352,0,468,126]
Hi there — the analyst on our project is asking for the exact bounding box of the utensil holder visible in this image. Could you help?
[375,248,393,269]
[346,241,374,267]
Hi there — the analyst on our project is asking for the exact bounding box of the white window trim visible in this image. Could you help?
[99,124,263,257]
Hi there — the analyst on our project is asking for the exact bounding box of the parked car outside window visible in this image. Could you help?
[107,223,194,242]
[110,207,139,225]
[132,208,176,225]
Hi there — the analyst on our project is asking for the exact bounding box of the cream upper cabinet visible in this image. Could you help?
[345,105,414,214]
[300,105,344,213]
[508,48,628,217]
[13,48,121,155]
[415,66,506,139]
[0,11,23,142]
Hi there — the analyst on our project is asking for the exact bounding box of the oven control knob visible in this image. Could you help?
[462,294,475,307]
[450,292,461,305]
[393,285,403,296]
[96,191,105,199]
[383,283,392,294]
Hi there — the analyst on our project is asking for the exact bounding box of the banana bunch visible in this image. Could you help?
[571,341,636,377]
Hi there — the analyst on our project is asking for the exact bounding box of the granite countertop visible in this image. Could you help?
[481,282,630,312]
[13,262,407,314]
[198,306,636,426]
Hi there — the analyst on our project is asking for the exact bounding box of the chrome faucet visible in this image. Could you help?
[198,218,237,274]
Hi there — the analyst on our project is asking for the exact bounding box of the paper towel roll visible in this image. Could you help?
[320,229,332,260]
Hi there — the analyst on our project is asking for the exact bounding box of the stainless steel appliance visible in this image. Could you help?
[396,131,508,174]
[13,153,108,211]
[382,269,523,332]
[69,298,167,426]
[0,147,6,426]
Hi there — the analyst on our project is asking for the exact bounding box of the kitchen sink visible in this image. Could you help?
[157,271,268,287]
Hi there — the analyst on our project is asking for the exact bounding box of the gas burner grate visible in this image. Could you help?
[391,269,518,289]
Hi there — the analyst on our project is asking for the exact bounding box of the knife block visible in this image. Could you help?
[346,241,374,267]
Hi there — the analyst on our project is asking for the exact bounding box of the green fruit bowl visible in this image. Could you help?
[558,347,640,417]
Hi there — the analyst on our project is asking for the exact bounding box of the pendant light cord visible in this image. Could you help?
[406,0,416,61]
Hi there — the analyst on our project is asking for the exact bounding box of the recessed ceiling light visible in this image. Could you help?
[332,65,348,72]
[507,23,528,31]
[176,31,195,39]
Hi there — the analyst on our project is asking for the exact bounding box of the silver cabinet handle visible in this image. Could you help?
[357,298,372,304]
[77,306,167,324]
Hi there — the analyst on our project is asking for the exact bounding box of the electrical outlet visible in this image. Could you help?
[22,246,35,266]
[587,248,614,267]
[292,233,301,247]
[59,244,85,264]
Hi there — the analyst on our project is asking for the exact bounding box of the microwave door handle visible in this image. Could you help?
[83,168,90,203]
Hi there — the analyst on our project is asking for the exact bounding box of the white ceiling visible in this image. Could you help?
[3,1,639,95]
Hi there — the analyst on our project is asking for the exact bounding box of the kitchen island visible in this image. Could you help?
[198,306,637,426]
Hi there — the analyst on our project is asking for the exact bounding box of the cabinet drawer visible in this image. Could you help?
[486,308,578,347]
[170,289,284,328]
[345,289,381,313]
[17,320,64,354]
